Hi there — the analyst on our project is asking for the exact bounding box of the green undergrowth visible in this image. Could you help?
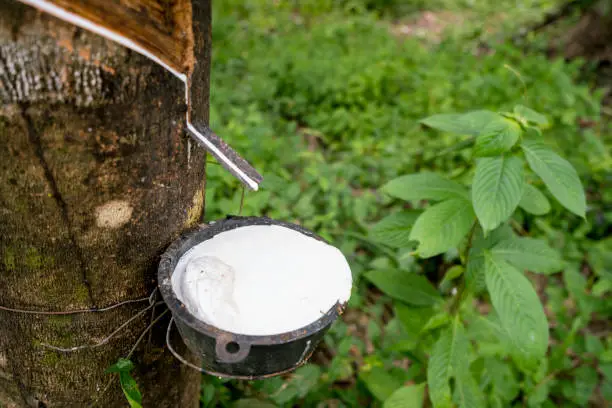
[199,1,611,407]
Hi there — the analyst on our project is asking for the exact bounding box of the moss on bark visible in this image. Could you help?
[0,1,209,406]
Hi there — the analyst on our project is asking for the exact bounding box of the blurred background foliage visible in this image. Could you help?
[202,0,611,406]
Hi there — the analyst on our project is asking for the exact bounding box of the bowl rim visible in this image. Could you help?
[157,215,347,346]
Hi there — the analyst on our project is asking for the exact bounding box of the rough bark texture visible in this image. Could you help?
[0,1,209,406]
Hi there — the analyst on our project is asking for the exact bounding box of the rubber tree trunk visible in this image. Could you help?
[0,1,209,406]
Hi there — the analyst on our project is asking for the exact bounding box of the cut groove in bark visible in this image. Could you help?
[0,0,209,406]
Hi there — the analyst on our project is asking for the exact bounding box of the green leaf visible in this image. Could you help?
[573,365,598,405]
[449,318,486,408]
[395,303,435,338]
[106,358,135,374]
[562,267,599,317]
[519,184,551,215]
[454,371,486,408]
[293,365,321,398]
[359,366,403,401]
[366,270,441,306]
[233,400,276,408]
[420,110,499,136]
[427,328,453,408]
[473,118,522,157]
[427,316,474,408]
[271,365,321,404]
[521,140,586,217]
[201,383,216,407]
[491,237,564,274]
[527,379,552,407]
[410,199,475,257]
[472,156,524,232]
[585,334,604,356]
[381,173,469,202]
[484,252,549,366]
[421,312,452,333]
[514,105,548,126]
[484,358,520,402]
[592,278,612,297]
[119,372,143,408]
[370,211,420,248]
[440,265,464,289]
[465,225,513,292]
[106,359,142,408]
[383,384,425,408]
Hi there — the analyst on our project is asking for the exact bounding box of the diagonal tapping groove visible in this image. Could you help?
[20,104,97,308]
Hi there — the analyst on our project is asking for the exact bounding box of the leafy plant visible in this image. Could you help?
[201,1,610,406]
[106,359,143,408]
[367,106,602,407]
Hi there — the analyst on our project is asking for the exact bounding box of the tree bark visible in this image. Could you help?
[0,1,209,406]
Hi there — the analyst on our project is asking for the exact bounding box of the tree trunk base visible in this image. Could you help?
[0,1,209,406]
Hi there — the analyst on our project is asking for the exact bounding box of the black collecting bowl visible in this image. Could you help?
[157,216,347,379]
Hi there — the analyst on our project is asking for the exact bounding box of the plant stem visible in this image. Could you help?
[449,222,478,315]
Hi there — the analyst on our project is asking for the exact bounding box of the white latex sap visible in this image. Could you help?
[171,225,352,335]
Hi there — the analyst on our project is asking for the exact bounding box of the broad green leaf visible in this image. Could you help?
[585,334,604,356]
[587,238,612,280]
[562,267,599,316]
[233,400,275,408]
[381,173,469,202]
[359,366,402,401]
[106,359,142,408]
[383,384,425,408]
[514,105,548,126]
[473,322,515,358]
[370,211,420,248]
[119,372,143,408]
[448,318,485,408]
[484,358,520,402]
[563,267,587,299]
[454,371,486,408]
[201,383,216,407]
[489,394,504,408]
[421,312,452,333]
[420,110,499,136]
[491,237,564,274]
[550,317,584,371]
[387,339,419,352]
[427,328,453,408]
[525,126,542,138]
[473,118,522,157]
[592,278,612,296]
[465,225,514,292]
[521,140,586,217]
[440,265,464,289]
[395,303,435,338]
[573,365,598,405]
[519,184,551,215]
[603,370,612,401]
[292,365,321,398]
[449,318,471,376]
[410,199,476,257]
[106,358,135,374]
[472,156,524,233]
[366,270,441,306]
[527,379,552,407]
[484,252,549,366]
[427,316,470,408]
[272,365,321,404]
